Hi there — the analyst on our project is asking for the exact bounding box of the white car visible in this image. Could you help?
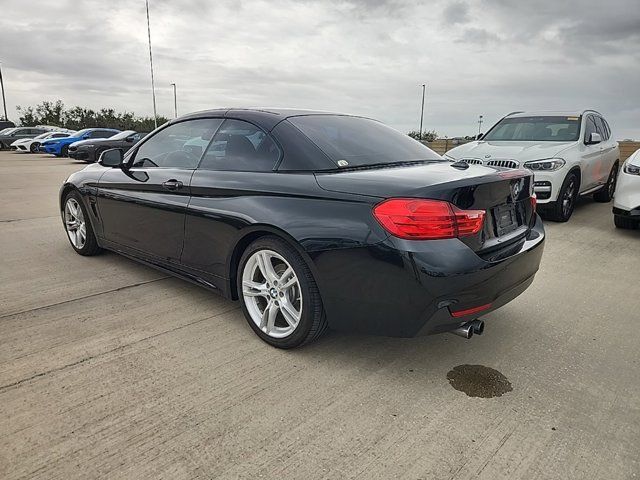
[10,131,75,153]
[444,110,620,222]
[613,147,640,229]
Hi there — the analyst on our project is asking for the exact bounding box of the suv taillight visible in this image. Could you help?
[373,198,485,240]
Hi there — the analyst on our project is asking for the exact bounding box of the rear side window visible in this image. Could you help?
[52,133,68,138]
[130,119,223,169]
[594,116,609,140]
[198,119,281,172]
[90,130,114,139]
[584,115,597,142]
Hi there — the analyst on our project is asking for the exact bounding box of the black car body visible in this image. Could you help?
[59,108,545,347]
[68,130,148,162]
[0,127,48,149]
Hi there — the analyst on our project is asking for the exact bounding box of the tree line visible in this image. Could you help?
[17,100,168,132]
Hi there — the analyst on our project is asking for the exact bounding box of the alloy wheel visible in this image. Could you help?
[64,197,87,249]
[241,249,302,339]
[562,178,576,218]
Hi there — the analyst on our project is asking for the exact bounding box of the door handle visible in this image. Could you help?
[162,179,183,190]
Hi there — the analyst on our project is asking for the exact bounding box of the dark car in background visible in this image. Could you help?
[59,108,545,348]
[41,128,120,157]
[68,130,148,163]
[0,126,48,149]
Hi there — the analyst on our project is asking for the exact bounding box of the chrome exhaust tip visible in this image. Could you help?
[451,319,485,339]
[451,323,474,339]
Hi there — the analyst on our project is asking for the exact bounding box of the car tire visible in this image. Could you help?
[62,191,102,256]
[593,162,619,203]
[237,236,327,349]
[614,215,638,230]
[543,171,579,222]
[30,142,39,153]
[61,145,69,157]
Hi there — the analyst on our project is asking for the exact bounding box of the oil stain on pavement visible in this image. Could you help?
[446,364,513,398]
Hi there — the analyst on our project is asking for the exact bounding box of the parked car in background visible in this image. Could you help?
[0,120,16,130]
[0,126,49,149]
[68,130,148,163]
[613,147,640,229]
[59,108,544,348]
[444,111,620,222]
[41,128,120,157]
[11,131,76,153]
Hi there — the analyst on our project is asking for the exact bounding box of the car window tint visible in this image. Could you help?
[584,116,597,142]
[594,117,608,140]
[53,133,67,138]
[131,119,223,169]
[199,119,281,171]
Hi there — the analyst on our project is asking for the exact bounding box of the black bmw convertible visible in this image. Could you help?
[59,108,545,348]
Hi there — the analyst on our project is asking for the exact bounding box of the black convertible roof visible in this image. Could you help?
[176,107,350,131]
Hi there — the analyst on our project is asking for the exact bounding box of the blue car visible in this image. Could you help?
[40,128,120,156]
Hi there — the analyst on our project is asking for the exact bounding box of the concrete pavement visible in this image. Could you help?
[1,151,638,479]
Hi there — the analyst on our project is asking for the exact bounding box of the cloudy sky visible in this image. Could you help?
[2,0,639,138]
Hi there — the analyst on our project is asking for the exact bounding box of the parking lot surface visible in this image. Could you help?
[1,151,639,479]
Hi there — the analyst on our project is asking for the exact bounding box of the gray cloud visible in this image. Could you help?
[0,0,639,139]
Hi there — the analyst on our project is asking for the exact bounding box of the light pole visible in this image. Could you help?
[0,62,8,121]
[419,84,426,141]
[145,0,158,129]
[477,115,484,137]
[170,83,177,118]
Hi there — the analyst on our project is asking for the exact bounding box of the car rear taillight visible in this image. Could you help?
[450,303,492,318]
[373,198,485,240]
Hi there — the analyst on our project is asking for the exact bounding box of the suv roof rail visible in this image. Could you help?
[582,109,602,116]
[504,111,525,117]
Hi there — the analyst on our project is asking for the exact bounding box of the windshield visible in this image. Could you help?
[288,115,443,167]
[483,116,581,142]
[72,129,93,138]
[108,130,136,140]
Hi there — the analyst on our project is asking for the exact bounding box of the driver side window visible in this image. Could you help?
[131,119,222,169]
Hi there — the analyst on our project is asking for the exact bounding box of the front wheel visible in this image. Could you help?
[543,172,579,222]
[594,162,619,202]
[237,236,327,348]
[30,142,39,153]
[62,191,102,256]
[614,215,638,230]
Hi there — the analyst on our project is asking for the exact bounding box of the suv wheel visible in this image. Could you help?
[594,162,619,203]
[544,172,579,222]
[614,215,638,229]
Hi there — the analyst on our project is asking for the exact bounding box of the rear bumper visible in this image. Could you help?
[313,215,545,337]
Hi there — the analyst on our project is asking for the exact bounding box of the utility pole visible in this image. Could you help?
[419,84,426,141]
[0,63,8,121]
[145,0,158,129]
[477,115,484,137]
[170,83,177,118]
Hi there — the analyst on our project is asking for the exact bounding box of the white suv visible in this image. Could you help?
[444,111,620,222]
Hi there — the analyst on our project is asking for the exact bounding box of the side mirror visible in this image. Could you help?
[125,136,135,143]
[99,148,124,167]
[587,132,601,145]
[476,133,484,140]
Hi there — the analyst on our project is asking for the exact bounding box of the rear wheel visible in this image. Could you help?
[237,236,327,348]
[614,215,639,229]
[594,162,619,202]
[63,191,102,256]
[544,172,579,222]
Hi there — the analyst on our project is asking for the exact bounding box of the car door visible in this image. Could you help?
[580,115,603,190]
[96,118,222,263]
[180,118,283,279]
[594,116,617,181]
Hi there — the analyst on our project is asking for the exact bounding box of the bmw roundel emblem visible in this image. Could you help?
[511,180,522,199]
[484,154,492,158]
